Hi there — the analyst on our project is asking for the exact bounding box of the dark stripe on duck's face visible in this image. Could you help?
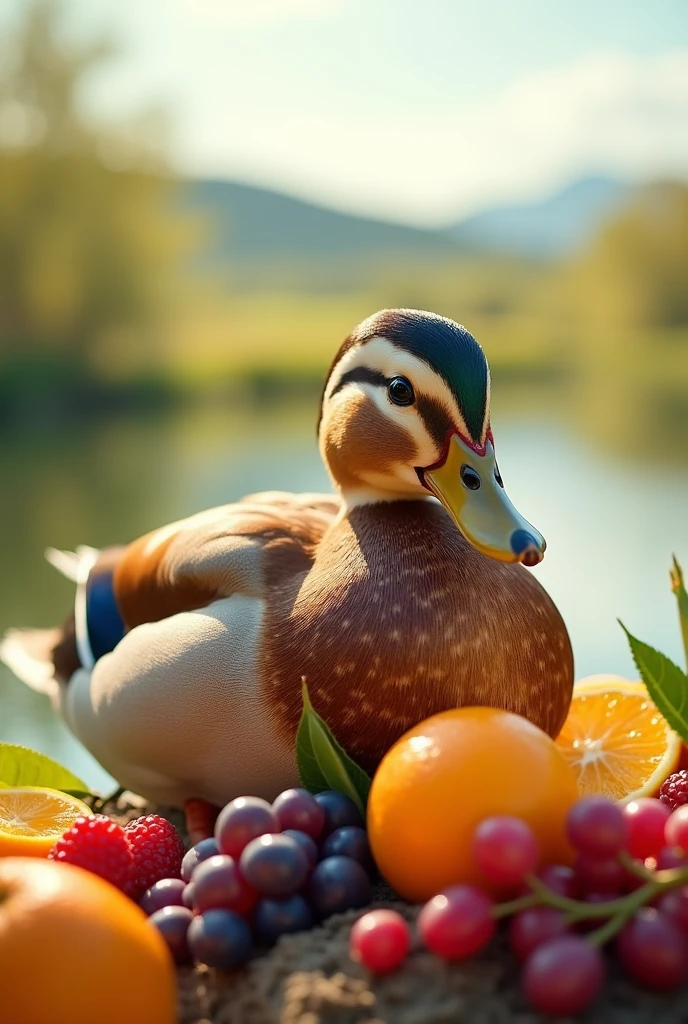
[329,366,387,399]
[415,394,452,451]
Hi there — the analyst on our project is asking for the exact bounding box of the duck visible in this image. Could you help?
[1,308,574,826]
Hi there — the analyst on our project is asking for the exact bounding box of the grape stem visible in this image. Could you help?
[496,863,688,949]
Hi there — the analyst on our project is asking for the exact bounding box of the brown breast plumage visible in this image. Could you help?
[260,500,574,774]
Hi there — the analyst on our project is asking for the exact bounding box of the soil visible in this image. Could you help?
[109,797,688,1024]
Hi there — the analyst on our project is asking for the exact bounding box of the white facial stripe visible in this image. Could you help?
[325,335,475,440]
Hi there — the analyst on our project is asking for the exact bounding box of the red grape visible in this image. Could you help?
[655,846,688,871]
[272,788,325,839]
[417,886,495,960]
[623,799,670,860]
[617,908,688,990]
[665,806,688,852]
[350,909,411,973]
[574,853,625,896]
[657,887,688,934]
[509,907,568,962]
[192,854,259,917]
[533,864,578,900]
[522,936,605,1016]
[215,797,279,858]
[473,816,540,887]
[566,797,628,859]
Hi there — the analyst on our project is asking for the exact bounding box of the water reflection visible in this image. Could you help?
[1,380,686,790]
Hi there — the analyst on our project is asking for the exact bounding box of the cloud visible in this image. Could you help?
[177,49,688,224]
[180,0,341,23]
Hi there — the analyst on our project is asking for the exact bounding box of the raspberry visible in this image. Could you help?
[659,771,688,812]
[48,815,134,892]
[125,814,185,901]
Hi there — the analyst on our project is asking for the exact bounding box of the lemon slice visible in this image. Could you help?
[555,676,681,804]
[0,788,93,857]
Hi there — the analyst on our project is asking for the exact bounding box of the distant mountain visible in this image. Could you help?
[449,176,632,258]
[180,179,459,268]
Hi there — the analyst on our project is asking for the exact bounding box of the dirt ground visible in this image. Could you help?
[110,797,688,1024]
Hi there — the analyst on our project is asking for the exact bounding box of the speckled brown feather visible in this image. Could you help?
[261,499,573,772]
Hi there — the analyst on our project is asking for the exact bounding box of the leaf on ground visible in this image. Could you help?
[620,623,688,745]
[0,743,89,794]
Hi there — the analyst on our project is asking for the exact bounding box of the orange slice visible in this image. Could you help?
[555,676,681,804]
[0,787,92,857]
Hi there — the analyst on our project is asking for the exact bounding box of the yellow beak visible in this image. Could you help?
[422,433,546,566]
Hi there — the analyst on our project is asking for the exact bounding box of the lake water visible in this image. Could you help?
[1,385,687,792]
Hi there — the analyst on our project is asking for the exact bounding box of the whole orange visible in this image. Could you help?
[367,707,578,902]
[0,858,176,1024]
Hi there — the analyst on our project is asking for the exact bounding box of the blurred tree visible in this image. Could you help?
[0,0,197,393]
[574,182,688,332]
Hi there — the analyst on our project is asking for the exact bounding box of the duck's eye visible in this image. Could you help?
[495,465,504,488]
[460,465,481,491]
[387,376,415,406]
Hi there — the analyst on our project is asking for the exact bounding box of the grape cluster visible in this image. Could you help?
[146,788,373,970]
[350,797,688,1017]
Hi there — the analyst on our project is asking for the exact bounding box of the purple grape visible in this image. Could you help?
[181,837,220,882]
[308,856,372,919]
[253,894,314,945]
[617,908,688,990]
[182,881,196,909]
[522,936,605,1016]
[188,909,253,970]
[149,906,194,965]
[140,878,186,915]
[657,886,688,933]
[282,829,319,869]
[215,796,279,858]
[531,864,578,900]
[272,788,325,839]
[239,834,310,897]
[320,826,373,872]
[313,791,363,837]
[566,797,629,859]
[192,854,258,916]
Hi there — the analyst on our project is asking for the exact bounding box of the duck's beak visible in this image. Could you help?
[420,433,546,566]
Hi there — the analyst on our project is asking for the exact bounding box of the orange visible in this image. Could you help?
[0,857,176,1024]
[555,675,681,803]
[0,788,93,857]
[367,707,578,903]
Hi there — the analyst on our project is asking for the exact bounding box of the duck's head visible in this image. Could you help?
[319,308,545,566]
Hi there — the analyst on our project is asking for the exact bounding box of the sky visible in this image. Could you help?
[6,0,688,224]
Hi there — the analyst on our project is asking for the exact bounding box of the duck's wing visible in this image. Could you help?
[1,492,340,690]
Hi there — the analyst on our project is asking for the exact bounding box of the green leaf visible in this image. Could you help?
[296,681,371,816]
[0,743,89,794]
[620,623,688,744]
[670,556,688,672]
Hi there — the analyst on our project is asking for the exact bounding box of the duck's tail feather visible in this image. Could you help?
[0,628,61,702]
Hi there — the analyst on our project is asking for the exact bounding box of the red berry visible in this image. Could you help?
[350,910,411,973]
[509,907,568,962]
[417,886,495,960]
[666,806,688,852]
[48,814,133,892]
[522,936,605,1016]
[473,816,540,887]
[622,799,670,860]
[659,770,688,811]
[617,908,688,991]
[124,814,185,901]
[566,797,628,859]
